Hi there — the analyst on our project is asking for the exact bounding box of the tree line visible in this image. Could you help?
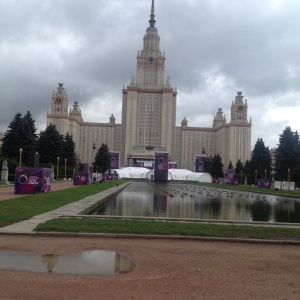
[1,112,300,184]
[203,127,300,185]
[0,112,113,178]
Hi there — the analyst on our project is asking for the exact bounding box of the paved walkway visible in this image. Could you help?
[0,181,75,201]
[0,182,128,234]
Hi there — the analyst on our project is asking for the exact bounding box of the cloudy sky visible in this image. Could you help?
[1,0,300,149]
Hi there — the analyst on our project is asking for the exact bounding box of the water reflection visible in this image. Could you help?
[90,182,300,223]
[0,250,134,275]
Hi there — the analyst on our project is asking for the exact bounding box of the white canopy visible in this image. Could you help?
[112,167,212,183]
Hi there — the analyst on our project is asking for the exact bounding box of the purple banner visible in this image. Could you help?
[110,152,120,169]
[224,168,235,180]
[257,180,271,189]
[14,167,51,194]
[73,171,90,185]
[169,162,177,169]
[154,152,169,182]
[230,179,240,185]
[212,178,220,184]
[194,155,205,173]
[136,161,144,168]
[105,174,114,181]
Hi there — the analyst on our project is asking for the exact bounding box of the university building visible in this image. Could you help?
[46,0,251,170]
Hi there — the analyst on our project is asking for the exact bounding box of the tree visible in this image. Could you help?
[1,112,38,166]
[274,127,300,183]
[62,133,76,169]
[19,111,38,166]
[235,159,244,177]
[234,159,244,183]
[243,159,252,184]
[1,113,23,160]
[94,143,111,173]
[36,124,64,165]
[228,161,233,169]
[210,154,223,178]
[251,138,272,180]
[203,157,212,174]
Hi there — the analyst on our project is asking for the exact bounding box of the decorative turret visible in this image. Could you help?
[181,117,188,128]
[69,101,83,122]
[51,83,68,115]
[109,114,116,125]
[230,91,248,123]
[136,0,165,88]
[213,108,226,128]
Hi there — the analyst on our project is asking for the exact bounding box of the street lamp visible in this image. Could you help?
[19,148,23,167]
[240,170,242,184]
[76,161,79,171]
[57,157,60,181]
[64,158,67,180]
[288,168,290,183]
[264,169,267,180]
[255,170,257,185]
[34,152,39,168]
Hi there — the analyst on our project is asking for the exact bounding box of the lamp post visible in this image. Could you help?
[240,171,242,184]
[264,169,267,180]
[288,168,290,190]
[57,157,60,181]
[255,170,257,185]
[19,148,23,167]
[76,161,79,171]
[64,158,67,180]
[34,152,39,168]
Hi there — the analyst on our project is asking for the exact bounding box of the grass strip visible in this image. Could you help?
[36,218,300,241]
[0,179,127,228]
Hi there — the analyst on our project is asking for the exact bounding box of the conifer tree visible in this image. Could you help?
[62,133,76,169]
[94,143,111,173]
[37,124,64,165]
[274,127,300,182]
[251,138,272,180]
[228,161,233,169]
[210,154,223,178]
[1,112,38,166]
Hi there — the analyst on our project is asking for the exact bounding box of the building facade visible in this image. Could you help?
[46,0,251,170]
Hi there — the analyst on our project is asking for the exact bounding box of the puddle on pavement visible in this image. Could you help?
[0,250,134,275]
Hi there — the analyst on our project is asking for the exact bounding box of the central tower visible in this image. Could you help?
[121,0,177,167]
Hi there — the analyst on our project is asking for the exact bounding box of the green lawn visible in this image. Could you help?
[36,217,300,241]
[1,179,300,241]
[0,179,127,228]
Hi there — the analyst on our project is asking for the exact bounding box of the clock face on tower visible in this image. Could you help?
[56,97,61,103]
[238,106,244,111]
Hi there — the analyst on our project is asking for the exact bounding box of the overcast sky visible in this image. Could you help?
[1,0,300,150]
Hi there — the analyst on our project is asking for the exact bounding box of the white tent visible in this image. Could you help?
[113,167,212,183]
[112,167,150,179]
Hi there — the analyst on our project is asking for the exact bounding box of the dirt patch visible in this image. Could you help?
[0,235,299,300]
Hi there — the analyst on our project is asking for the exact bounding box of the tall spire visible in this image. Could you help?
[149,0,156,27]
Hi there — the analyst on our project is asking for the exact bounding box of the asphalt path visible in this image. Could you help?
[0,181,75,202]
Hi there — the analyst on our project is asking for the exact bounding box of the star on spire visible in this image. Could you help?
[149,0,156,27]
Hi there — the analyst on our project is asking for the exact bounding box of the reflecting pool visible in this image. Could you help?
[0,250,134,275]
[90,182,300,223]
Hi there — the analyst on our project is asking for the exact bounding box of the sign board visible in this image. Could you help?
[194,155,206,173]
[73,171,90,185]
[15,167,51,194]
[154,152,169,182]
